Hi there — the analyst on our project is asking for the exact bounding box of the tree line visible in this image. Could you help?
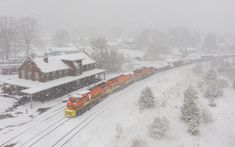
[133,27,219,60]
[0,16,37,61]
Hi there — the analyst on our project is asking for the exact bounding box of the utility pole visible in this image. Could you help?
[30,94,33,109]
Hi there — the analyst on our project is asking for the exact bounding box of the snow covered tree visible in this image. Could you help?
[181,97,200,123]
[187,118,200,135]
[131,138,147,147]
[18,17,37,56]
[197,80,204,92]
[53,29,70,47]
[184,86,198,100]
[204,84,223,98]
[181,87,201,135]
[115,123,123,139]
[104,49,126,72]
[203,33,217,53]
[0,16,19,60]
[150,117,169,139]
[139,87,155,110]
[201,108,213,123]
[205,69,217,80]
[91,37,108,69]
[208,98,216,107]
[215,79,228,88]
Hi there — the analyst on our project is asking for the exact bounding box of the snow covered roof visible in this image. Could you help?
[78,90,90,95]
[83,57,95,65]
[3,69,105,94]
[31,52,94,73]
[33,57,70,73]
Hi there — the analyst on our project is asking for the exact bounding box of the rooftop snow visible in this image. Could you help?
[31,52,94,73]
[33,57,70,73]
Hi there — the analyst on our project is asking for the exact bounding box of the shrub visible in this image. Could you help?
[131,138,147,147]
[201,109,213,123]
[150,117,169,139]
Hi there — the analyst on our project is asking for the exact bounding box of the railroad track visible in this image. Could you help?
[2,63,195,147]
[1,83,106,146]
[0,105,65,146]
[21,117,70,147]
[51,73,162,146]
[27,64,193,147]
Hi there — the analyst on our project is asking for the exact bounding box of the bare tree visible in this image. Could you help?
[18,17,37,56]
[53,29,70,47]
[0,16,18,60]
[203,33,217,53]
[105,49,125,72]
[91,37,108,69]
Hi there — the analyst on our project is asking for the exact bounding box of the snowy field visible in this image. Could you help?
[0,62,234,147]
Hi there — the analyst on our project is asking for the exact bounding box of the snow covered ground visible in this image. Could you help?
[0,62,235,147]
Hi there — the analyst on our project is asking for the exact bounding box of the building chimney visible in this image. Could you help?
[44,57,48,63]
[44,53,48,63]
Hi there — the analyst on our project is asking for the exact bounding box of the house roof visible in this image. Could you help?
[33,56,70,73]
[31,52,95,73]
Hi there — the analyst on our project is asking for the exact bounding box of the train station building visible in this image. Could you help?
[2,52,105,104]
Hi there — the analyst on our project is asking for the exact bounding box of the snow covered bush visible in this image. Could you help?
[201,109,213,124]
[184,86,198,100]
[197,80,204,92]
[217,60,231,73]
[192,64,204,75]
[150,117,169,139]
[131,138,148,147]
[187,118,200,135]
[214,79,228,88]
[204,84,223,98]
[115,123,123,139]
[139,87,155,110]
[205,69,217,80]
[208,98,216,107]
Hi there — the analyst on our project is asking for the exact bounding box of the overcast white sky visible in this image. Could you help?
[0,0,234,36]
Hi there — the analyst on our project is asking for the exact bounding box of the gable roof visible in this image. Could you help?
[33,56,70,73]
[31,52,95,73]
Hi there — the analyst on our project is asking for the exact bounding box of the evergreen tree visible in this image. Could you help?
[187,118,200,135]
[150,117,169,139]
[184,86,198,99]
[204,84,223,98]
[181,87,201,135]
[205,69,217,80]
[139,87,155,110]
[208,98,216,107]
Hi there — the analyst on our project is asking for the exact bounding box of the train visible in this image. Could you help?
[64,58,199,118]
